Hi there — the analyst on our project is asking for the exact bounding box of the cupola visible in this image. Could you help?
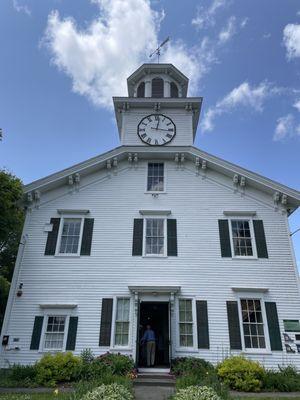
[127,64,189,98]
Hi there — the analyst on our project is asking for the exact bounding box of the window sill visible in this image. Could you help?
[175,348,199,353]
[110,347,132,351]
[231,256,258,260]
[54,254,81,258]
[242,350,272,355]
[142,255,167,258]
[145,191,167,195]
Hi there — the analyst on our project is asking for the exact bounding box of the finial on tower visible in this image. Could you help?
[149,37,170,63]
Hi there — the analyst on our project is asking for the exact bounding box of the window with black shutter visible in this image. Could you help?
[137,82,145,98]
[170,82,178,98]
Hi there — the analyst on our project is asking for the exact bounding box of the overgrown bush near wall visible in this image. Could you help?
[217,356,265,392]
[35,353,81,387]
[263,365,300,392]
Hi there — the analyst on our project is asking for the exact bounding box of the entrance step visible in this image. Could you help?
[135,373,175,387]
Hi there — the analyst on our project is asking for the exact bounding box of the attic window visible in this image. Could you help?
[152,78,164,98]
[137,82,145,98]
[170,82,178,98]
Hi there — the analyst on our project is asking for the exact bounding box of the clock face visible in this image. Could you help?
[137,114,176,146]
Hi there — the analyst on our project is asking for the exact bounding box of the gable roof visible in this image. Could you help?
[24,145,300,214]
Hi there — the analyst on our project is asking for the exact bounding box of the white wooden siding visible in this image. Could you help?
[121,110,194,146]
[1,159,300,369]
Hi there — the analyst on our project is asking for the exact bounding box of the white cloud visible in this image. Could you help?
[44,0,209,108]
[201,81,275,132]
[240,17,249,28]
[273,114,300,141]
[283,23,300,59]
[294,99,300,112]
[13,0,31,16]
[218,16,236,44]
[192,0,228,30]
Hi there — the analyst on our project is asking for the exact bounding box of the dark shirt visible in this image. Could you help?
[141,329,156,343]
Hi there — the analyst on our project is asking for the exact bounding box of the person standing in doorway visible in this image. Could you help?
[141,324,156,367]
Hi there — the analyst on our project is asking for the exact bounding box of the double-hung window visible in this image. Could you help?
[145,218,165,256]
[147,163,164,192]
[114,298,130,346]
[58,218,83,255]
[178,299,194,347]
[230,219,254,257]
[240,299,266,349]
[44,316,66,350]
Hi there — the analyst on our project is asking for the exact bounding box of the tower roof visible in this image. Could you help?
[127,63,189,97]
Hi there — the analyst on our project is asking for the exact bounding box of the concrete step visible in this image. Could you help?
[134,373,175,387]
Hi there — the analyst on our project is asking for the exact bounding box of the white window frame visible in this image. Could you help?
[228,217,257,259]
[111,297,132,350]
[176,297,198,352]
[145,162,166,194]
[55,215,84,257]
[40,314,70,352]
[143,216,167,257]
[236,293,271,354]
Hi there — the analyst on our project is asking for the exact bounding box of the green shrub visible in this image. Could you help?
[80,349,95,364]
[10,364,37,382]
[217,356,265,392]
[81,383,133,400]
[171,357,215,378]
[35,352,81,387]
[263,365,300,392]
[173,385,221,400]
[95,353,134,376]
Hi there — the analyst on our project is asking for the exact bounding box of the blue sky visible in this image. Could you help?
[1,0,300,266]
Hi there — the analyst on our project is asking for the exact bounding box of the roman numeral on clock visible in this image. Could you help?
[166,133,173,139]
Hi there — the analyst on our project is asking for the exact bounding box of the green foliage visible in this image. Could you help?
[80,349,95,364]
[10,364,37,383]
[80,384,133,400]
[171,357,215,378]
[94,353,134,376]
[173,385,221,400]
[35,353,81,387]
[263,365,300,392]
[0,169,24,329]
[217,356,265,392]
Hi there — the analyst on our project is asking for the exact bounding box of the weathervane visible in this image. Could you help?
[149,37,170,63]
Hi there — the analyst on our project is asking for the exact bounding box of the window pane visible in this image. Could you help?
[231,220,253,256]
[145,218,164,255]
[59,219,81,254]
[115,299,130,346]
[44,316,66,350]
[179,300,194,347]
[241,299,266,349]
[147,163,164,192]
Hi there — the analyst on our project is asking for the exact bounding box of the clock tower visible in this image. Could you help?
[113,64,203,147]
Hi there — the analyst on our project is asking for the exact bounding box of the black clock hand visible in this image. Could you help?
[151,127,172,132]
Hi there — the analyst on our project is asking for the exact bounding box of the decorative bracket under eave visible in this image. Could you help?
[232,174,246,194]
[26,190,41,210]
[174,153,185,170]
[68,173,80,192]
[106,157,118,176]
[273,191,288,212]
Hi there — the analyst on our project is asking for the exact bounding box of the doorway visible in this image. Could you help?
[137,301,170,368]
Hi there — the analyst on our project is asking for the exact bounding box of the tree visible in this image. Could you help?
[0,169,24,329]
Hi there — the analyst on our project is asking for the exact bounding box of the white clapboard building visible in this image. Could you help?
[1,63,300,370]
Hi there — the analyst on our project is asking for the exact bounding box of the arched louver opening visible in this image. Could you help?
[137,82,145,98]
[170,82,179,98]
[152,78,164,98]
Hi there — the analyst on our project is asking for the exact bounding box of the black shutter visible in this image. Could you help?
[44,218,60,255]
[218,220,232,257]
[253,220,268,258]
[152,78,164,97]
[167,219,177,256]
[132,219,143,256]
[30,316,44,350]
[196,300,209,349]
[265,302,282,351]
[80,218,94,256]
[226,301,242,350]
[66,316,78,350]
[99,298,113,346]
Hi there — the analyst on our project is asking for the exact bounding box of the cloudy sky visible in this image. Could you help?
[1,0,300,266]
